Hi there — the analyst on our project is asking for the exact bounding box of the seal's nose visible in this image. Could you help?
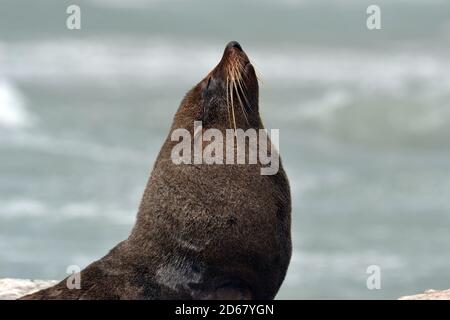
[226,41,243,52]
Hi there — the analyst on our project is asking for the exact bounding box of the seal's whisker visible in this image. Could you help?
[239,75,248,89]
[234,80,249,125]
[226,77,232,128]
[225,58,252,129]
[229,78,237,134]
[237,78,252,112]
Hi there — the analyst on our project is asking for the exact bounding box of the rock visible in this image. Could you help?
[399,289,450,300]
[1,278,449,300]
[0,278,57,300]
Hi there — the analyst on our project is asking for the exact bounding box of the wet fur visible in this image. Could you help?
[21,42,291,300]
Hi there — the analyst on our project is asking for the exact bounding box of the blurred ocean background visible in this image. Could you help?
[1,0,450,299]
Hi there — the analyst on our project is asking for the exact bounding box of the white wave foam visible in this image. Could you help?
[284,250,405,287]
[255,48,450,98]
[0,198,135,224]
[0,132,150,165]
[0,80,33,129]
[0,39,218,87]
[2,38,450,98]
[297,90,352,119]
[1,199,46,218]
[2,39,450,140]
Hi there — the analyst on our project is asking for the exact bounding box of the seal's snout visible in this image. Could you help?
[201,41,257,120]
[226,41,243,52]
[212,41,251,83]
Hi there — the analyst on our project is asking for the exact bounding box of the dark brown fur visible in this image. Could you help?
[21,42,291,300]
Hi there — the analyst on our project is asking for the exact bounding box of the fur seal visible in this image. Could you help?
[21,41,292,300]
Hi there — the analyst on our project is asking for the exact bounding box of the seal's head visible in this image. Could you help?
[175,41,260,130]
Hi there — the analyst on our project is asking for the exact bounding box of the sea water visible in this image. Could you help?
[1,0,449,299]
